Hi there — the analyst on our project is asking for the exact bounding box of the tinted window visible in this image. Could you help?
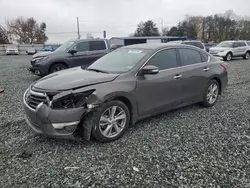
[179,48,202,66]
[75,42,89,52]
[147,49,178,70]
[239,42,246,47]
[233,42,239,48]
[90,41,106,51]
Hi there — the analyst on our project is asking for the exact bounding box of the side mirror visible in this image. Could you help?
[140,65,159,75]
[68,49,77,54]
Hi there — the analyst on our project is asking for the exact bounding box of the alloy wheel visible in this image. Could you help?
[99,106,127,138]
[53,66,64,72]
[227,53,232,61]
[206,83,219,104]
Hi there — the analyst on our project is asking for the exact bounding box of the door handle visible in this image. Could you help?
[203,67,209,71]
[174,75,182,79]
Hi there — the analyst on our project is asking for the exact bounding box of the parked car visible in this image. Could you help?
[28,39,115,76]
[42,45,55,52]
[23,43,228,142]
[209,40,250,61]
[26,47,37,55]
[5,45,19,55]
[168,40,206,51]
[204,43,217,52]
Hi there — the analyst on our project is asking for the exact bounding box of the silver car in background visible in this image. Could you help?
[6,45,19,55]
[209,40,250,61]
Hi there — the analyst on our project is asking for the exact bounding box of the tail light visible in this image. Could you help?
[220,63,228,71]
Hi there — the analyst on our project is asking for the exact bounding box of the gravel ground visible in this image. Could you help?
[0,55,250,188]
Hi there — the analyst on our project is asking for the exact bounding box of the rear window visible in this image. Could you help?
[90,41,107,51]
[183,42,204,49]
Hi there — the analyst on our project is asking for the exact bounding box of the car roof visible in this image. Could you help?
[121,43,202,50]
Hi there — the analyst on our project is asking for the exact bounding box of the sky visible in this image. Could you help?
[0,0,250,43]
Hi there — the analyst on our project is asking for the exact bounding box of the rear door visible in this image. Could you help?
[66,41,93,68]
[136,48,183,116]
[177,47,211,103]
[89,40,109,65]
[232,42,241,56]
[238,42,247,55]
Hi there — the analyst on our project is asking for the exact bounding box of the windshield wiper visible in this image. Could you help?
[86,68,109,73]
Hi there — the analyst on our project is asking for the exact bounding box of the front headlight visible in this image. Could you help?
[220,50,225,52]
[52,90,95,109]
[33,56,49,63]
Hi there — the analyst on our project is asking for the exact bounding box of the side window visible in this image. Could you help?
[247,42,250,46]
[75,42,89,52]
[178,48,202,66]
[233,42,239,48]
[90,41,107,51]
[147,49,178,70]
[194,42,204,49]
[239,42,246,47]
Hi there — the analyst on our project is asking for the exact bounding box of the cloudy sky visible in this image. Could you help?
[0,0,250,43]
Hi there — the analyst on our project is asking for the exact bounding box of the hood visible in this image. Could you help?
[209,47,232,52]
[32,51,53,58]
[32,67,119,91]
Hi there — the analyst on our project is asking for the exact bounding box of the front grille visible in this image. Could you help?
[26,89,47,110]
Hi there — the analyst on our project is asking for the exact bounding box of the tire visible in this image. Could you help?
[243,51,250,60]
[91,100,130,142]
[200,79,220,107]
[49,63,67,73]
[223,52,232,61]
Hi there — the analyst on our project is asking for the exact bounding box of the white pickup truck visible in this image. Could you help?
[209,40,250,61]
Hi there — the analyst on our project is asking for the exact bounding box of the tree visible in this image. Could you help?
[161,26,169,36]
[134,20,160,37]
[0,25,9,44]
[7,17,48,44]
[168,26,178,36]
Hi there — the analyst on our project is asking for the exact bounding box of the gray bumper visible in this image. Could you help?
[23,97,86,140]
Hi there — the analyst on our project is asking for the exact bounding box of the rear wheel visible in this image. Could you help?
[224,52,232,61]
[243,51,250,60]
[201,80,220,107]
[49,63,67,73]
[91,100,130,142]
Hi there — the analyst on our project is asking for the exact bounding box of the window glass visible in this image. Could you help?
[147,49,178,70]
[90,41,106,51]
[247,42,250,46]
[239,42,246,47]
[179,48,202,66]
[183,42,204,49]
[75,42,89,52]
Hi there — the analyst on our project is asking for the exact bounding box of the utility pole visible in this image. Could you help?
[77,17,80,39]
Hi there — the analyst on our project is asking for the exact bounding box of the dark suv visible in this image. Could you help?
[28,39,112,76]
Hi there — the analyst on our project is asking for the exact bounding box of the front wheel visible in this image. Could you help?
[200,80,220,107]
[243,52,250,60]
[91,100,130,142]
[49,63,67,73]
[223,53,232,61]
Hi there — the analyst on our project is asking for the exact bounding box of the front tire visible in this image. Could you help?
[49,63,67,73]
[91,100,130,142]
[201,80,220,107]
[243,51,250,60]
[223,52,232,61]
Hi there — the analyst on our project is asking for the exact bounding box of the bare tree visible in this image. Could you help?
[0,25,9,44]
[7,17,48,44]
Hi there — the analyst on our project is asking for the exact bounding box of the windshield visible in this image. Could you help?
[87,48,150,73]
[216,42,233,48]
[54,41,74,52]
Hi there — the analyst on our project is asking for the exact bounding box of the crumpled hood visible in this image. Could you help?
[209,47,232,52]
[32,51,53,58]
[32,67,119,91]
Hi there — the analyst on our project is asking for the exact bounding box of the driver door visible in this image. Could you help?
[135,48,183,117]
[67,41,93,68]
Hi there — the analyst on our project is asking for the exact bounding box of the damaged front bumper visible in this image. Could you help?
[23,88,99,140]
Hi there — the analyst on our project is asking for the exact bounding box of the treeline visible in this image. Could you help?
[133,10,250,42]
[0,17,48,44]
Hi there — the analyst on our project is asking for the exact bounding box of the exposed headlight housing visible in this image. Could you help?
[51,89,95,109]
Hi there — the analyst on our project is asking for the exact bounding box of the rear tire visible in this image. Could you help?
[91,100,130,143]
[49,63,67,73]
[200,80,220,107]
[223,52,232,61]
[243,51,250,60]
